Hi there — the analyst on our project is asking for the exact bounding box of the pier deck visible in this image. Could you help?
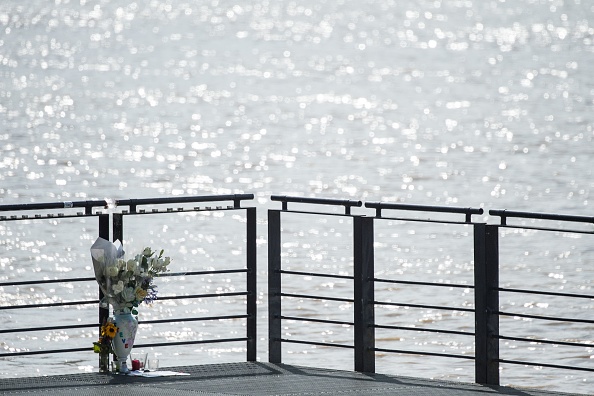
[0,362,582,395]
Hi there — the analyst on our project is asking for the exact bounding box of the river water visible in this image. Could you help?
[0,0,593,393]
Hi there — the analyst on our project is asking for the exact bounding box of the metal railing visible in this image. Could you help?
[267,195,594,386]
[111,194,257,361]
[2,194,592,387]
[267,195,364,365]
[482,209,594,384]
[0,199,109,357]
[365,202,484,375]
[0,194,257,363]
[0,199,109,218]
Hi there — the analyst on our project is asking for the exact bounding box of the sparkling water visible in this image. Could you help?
[1,1,592,393]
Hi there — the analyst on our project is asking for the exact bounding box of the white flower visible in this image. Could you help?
[105,266,119,278]
[132,265,142,276]
[121,286,136,302]
[126,259,137,272]
[148,256,159,269]
[112,280,124,294]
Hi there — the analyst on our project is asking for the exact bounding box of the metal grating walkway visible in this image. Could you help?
[0,362,583,395]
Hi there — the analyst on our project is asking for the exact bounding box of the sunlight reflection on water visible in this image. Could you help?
[1,0,593,393]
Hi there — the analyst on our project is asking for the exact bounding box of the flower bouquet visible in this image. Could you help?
[91,237,171,373]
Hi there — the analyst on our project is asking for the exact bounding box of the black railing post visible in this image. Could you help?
[98,214,110,359]
[354,216,375,373]
[112,213,123,243]
[474,223,500,385]
[246,207,257,362]
[99,214,110,367]
[268,209,282,363]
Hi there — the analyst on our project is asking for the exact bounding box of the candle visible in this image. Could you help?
[131,359,140,371]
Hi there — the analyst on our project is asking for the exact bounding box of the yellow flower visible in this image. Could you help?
[135,287,148,300]
[102,322,118,339]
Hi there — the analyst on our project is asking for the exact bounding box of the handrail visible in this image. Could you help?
[270,195,362,215]
[490,209,594,226]
[365,201,483,223]
[0,199,108,216]
[115,193,254,213]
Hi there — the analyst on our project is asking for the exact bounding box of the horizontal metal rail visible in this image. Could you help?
[0,199,108,215]
[280,315,353,327]
[114,206,245,217]
[498,310,594,324]
[139,315,248,326]
[375,300,475,313]
[0,212,104,221]
[0,277,96,287]
[269,209,360,219]
[498,359,594,373]
[0,315,250,335]
[1,338,251,359]
[0,347,94,358]
[157,292,249,301]
[161,269,248,278]
[498,287,593,300]
[493,223,594,235]
[365,215,480,227]
[271,195,362,214]
[374,324,474,337]
[365,201,483,223]
[0,269,247,289]
[115,194,254,213]
[490,209,594,226]
[0,279,248,311]
[0,323,98,334]
[0,299,99,310]
[498,335,593,349]
[279,338,354,349]
[280,270,353,280]
[133,338,249,350]
[374,347,475,361]
[280,293,353,304]
[374,277,473,290]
